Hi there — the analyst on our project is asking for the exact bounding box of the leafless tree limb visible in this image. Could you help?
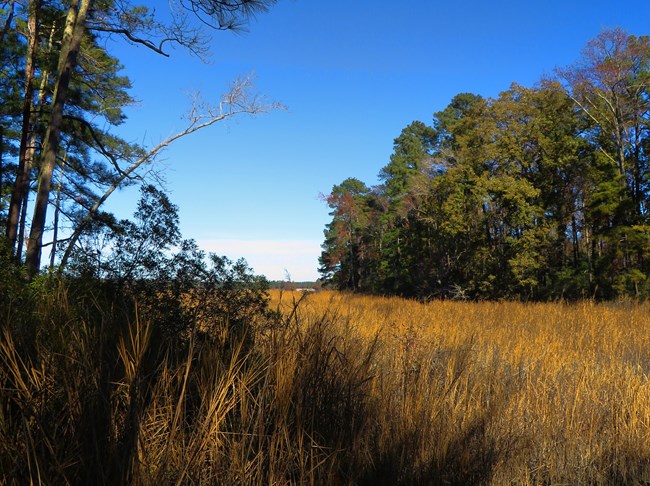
[58,74,284,270]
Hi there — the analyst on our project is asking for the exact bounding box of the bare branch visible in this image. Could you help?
[87,1,210,59]
[58,75,284,270]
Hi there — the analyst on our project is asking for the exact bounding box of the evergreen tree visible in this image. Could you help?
[320,29,650,300]
[319,178,371,291]
[0,0,279,278]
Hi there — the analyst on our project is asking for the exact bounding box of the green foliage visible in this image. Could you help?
[319,177,372,290]
[66,185,272,347]
[380,121,438,198]
[320,29,650,300]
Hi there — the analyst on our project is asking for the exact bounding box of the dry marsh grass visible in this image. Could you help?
[2,286,650,484]
[270,290,650,484]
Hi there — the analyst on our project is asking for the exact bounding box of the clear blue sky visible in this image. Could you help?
[106,0,650,281]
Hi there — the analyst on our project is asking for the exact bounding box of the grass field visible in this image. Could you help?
[268,290,650,484]
[2,287,650,484]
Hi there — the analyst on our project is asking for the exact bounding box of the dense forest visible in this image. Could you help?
[319,28,650,300]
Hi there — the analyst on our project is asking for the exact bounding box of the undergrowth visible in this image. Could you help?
[2,271,650,484]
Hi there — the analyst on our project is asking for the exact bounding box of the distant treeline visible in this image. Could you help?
[268,280,321,290]
[319,29,650,300]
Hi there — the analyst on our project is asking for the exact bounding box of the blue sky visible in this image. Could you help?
[106,0,650,281]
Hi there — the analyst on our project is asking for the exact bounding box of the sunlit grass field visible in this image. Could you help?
[269,290,650,484]
[3,286,650,484]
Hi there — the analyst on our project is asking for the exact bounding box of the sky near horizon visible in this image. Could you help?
[106,0,650,281]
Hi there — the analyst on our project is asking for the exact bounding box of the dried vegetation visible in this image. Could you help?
[2,286,650,484]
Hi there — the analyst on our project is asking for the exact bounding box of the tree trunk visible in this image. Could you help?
[16,187,29,261]
[6,0,39,254]
[614,103,626,180]
[49,158,66,270]
[571,214,579,267]
[25,0,91,278]
[17,43,55,261]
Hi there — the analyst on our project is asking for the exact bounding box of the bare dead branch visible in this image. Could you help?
[58,75,284,270]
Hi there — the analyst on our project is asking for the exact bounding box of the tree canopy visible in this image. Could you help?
[320,29,650,300]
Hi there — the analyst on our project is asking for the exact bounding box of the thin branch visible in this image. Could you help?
[86,24,171,57]
[58,75,283,270]
[565,92,618,166]
[62,114,131,177]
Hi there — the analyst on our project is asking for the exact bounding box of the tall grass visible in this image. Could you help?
[2,283,650,484]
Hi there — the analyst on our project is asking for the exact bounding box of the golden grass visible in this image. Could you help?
[3,287,650,484]
[269,290,650,484]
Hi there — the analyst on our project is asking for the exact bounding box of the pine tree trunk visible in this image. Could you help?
[25,0,91,278]
[16,188,28,261]
[6,0,39,254]
[49,159,65,270]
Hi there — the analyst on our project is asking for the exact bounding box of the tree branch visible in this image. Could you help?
[58,75,283,270]
[86,24,171,57]
[62,114,132,177]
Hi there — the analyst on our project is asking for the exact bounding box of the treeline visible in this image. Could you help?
[320,29,650,300]
[268,280,322,290]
